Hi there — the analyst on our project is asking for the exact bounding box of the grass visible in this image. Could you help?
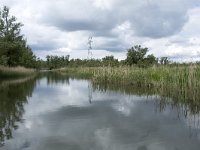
[0,66,36,79]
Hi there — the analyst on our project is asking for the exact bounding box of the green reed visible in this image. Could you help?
[62,65,200,104]
[0,66,35,79]
[61,65,200,88]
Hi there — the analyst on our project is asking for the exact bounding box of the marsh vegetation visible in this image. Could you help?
[61,64,200,113]
[0,66,35,79]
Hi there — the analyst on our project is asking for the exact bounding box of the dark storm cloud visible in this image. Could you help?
[29,39,64,51]
[40,6,117,38]
[48,19,115,34]
[39,0,199,39]
[131,4,188,38]
[95,40,127,52]
[29,39,66,52]
[30,44,57,51]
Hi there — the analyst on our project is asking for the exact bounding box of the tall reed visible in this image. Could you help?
[0,66,35,79]
[61,65,200,87]
[61,65,200,119]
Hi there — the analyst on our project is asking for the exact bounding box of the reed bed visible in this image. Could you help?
[59,67,95,79]
[61,65,200,113]
[0,66,35,79]
[62,65,200,88]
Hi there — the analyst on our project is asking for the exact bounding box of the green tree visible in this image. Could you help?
[0,6,22,65]
[126,45,157,66]
[126,45,148,65]
[46,55,70,69]
[19,46,37,68]
[102,55,119,66]
[0,6,36,67]
[145,54,157,64]
[160,57,169,65]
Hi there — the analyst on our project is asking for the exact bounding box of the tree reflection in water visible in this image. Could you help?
[0,72,70,147]
[0,78,36,147]
[46,72,70,85]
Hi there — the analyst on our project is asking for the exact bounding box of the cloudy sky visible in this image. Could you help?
[1,0,200,61]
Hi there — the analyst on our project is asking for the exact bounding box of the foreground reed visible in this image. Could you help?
[0,66,35,79]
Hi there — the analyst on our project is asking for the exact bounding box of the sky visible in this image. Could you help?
[1,0,200,61]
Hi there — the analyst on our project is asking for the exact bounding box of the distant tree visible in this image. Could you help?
[145,54,157,64]
[126,45,156,66]
[46,55,50,67]
[160,57,169,65]
[119,60,126,66]
[102,55,119,66]
[46,55,70,69]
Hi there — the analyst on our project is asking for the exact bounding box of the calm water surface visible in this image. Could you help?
[0,73,200,150]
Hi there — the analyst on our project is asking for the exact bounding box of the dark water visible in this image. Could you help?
[0,73,200,150]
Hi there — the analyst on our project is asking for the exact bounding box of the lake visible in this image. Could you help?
[0,73,200,150]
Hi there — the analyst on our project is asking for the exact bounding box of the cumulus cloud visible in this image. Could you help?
[0,0,200,60]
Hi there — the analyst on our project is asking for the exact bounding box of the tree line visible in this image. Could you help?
[42,49,169,69]
[0,6,169,69]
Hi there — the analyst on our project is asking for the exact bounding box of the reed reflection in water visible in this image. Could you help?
[92,81,200,124]
[0,73,200,150]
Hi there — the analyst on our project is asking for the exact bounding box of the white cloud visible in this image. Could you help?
[93,0,115,10]
[0,0,200,61]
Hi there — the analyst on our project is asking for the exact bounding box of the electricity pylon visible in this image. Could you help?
[87,36,93,59]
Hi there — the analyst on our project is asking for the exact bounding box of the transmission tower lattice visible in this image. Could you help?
[87,36,93,59]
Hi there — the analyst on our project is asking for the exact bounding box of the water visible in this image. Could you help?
[0,73,200,150]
